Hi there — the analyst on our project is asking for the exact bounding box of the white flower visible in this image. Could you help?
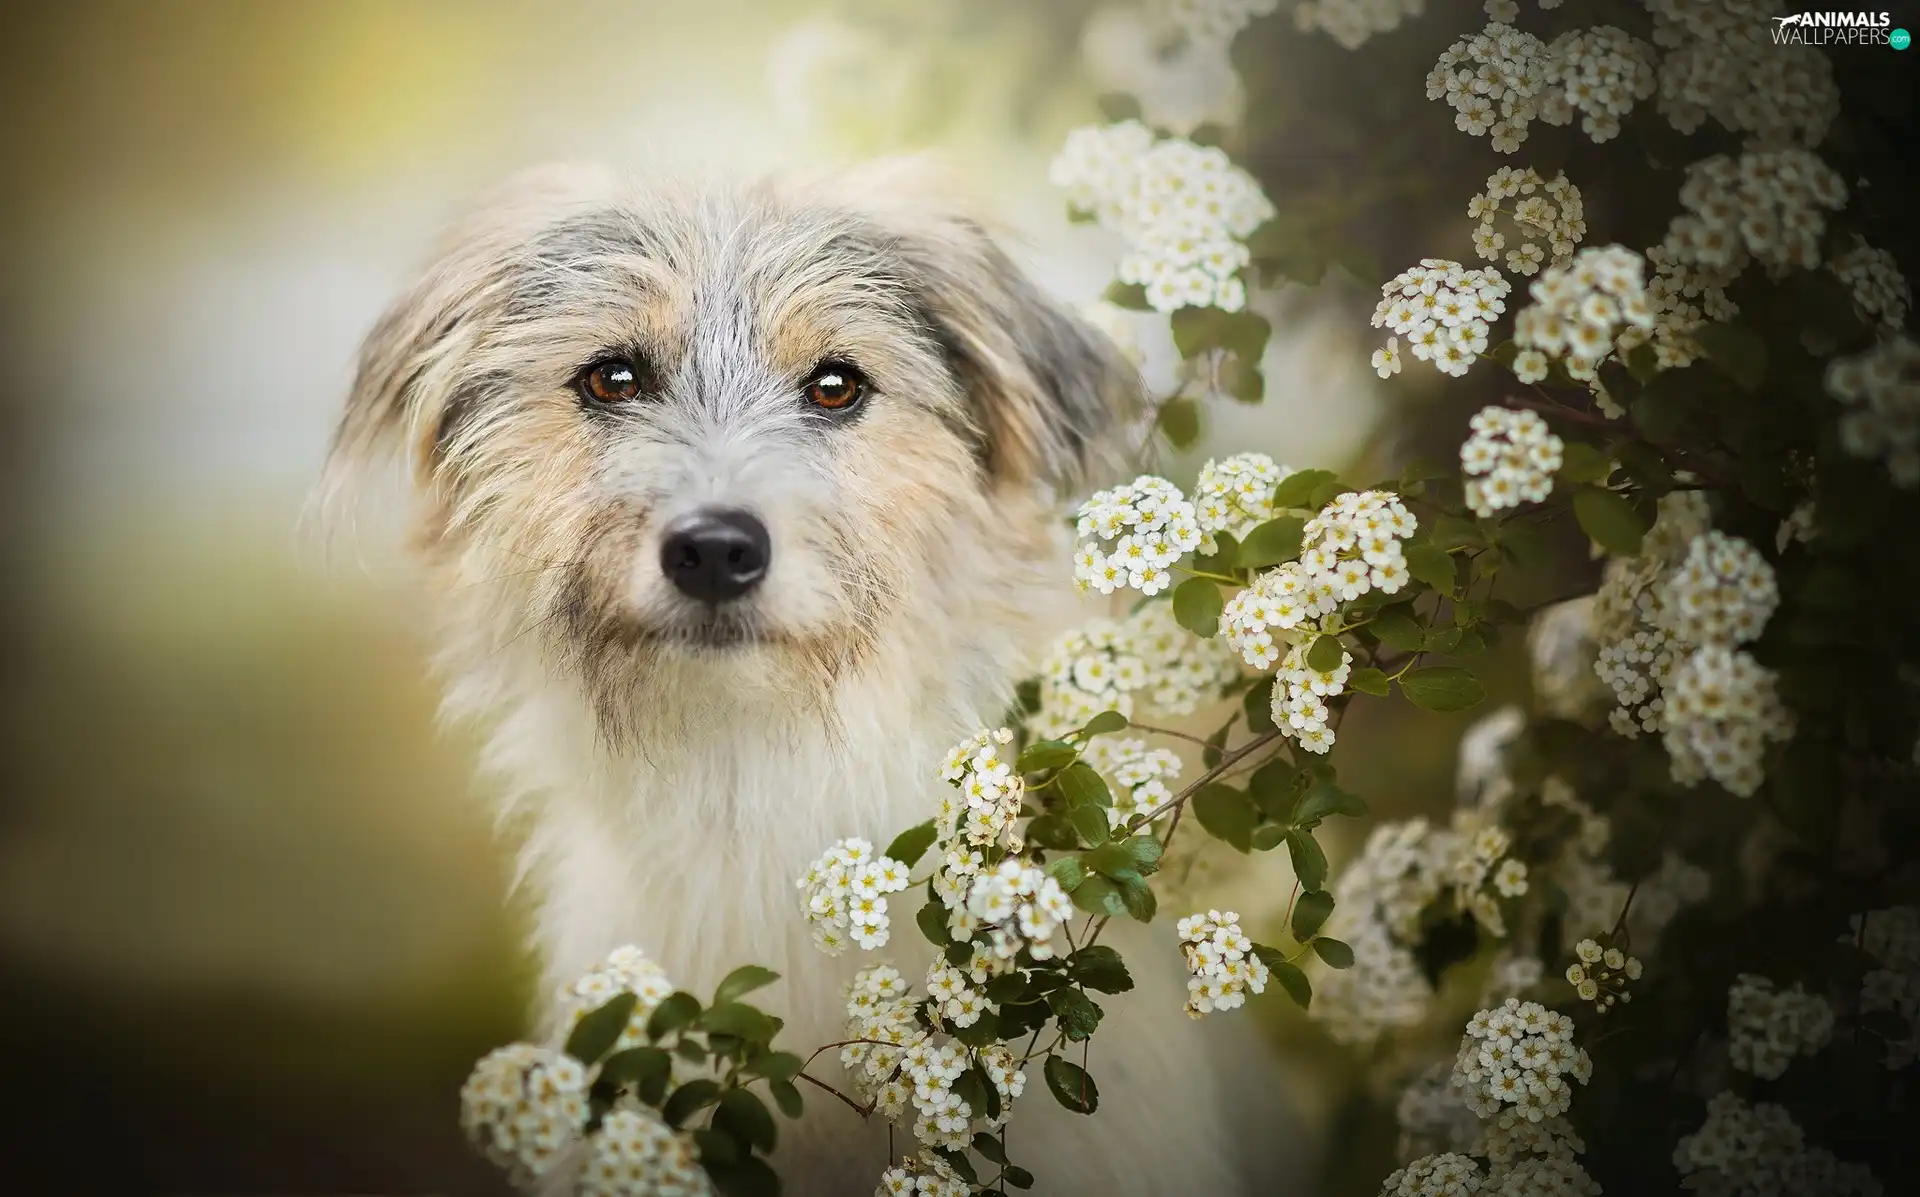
[1426,23,1554,153]
[580,1107,712,1197]
[1293,0,1424,51]
[1827,335,1920,488]
[1032,604,1240,739]
[1492,858,1529,898]
[800,838,913,954]
[1512,244,1654,382]
[1451,998,1588,1121]
[1460,406,1564,518]
[1373,337,1403,378]
[1178,909,1268,1017]
[1647,1,1839,149]
[1727,974,1836,1080]
[1072,475,1204,597]
[1830,238,1913,330]
[1662,646,1794,798]
[1374,259,1511,376]
[1660,531,1779,647]
[459,1044,590,1186]
[1674,1091,1881,1197]
[1468,167,1587,277]
[1540,25,1658,144]
[558,946,680,1054]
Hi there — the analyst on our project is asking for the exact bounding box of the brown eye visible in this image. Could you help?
[577,356,650,406]
[803,361,867,412]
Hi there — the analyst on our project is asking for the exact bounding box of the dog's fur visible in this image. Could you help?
[330,161,1296,1194]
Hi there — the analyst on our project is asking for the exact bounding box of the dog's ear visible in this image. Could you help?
[325,164,615,492]
[839,162,1141,491]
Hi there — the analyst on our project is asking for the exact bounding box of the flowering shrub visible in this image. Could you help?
[458,3,1917,1193]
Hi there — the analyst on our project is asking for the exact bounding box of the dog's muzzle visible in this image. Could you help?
[659,508,771,603]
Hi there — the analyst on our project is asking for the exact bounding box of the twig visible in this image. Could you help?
[1126,720,1215,747]
[796,1070,874,1118]
[1139,729,1285,823]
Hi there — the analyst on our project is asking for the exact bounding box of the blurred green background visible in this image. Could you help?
[0,2,1465,1191]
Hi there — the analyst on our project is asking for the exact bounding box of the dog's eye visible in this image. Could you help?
[803,361,867,412]
[576,356,653,407]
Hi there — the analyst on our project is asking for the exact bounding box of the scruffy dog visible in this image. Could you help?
[331,162,1295,1194]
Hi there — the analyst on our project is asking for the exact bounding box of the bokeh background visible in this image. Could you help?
[0,2,1481,1192]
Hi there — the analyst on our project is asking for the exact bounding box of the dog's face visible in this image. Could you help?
[332,164,1134,737]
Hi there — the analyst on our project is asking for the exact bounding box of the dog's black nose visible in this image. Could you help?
[660,509,771,603]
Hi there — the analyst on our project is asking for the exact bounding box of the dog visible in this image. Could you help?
[329,160,1300,1194]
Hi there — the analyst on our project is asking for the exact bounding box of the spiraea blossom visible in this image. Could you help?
[1460,406,1564,518]
[1659,149,1848,279]
[580,1108,712,1197]
[1829,238,1913,330]
[460,1044,591,1186]
[1157,0,1277,45]
[1511,245,1654,383]
[1638,241,1740,370]
[1177,909,1269,1016]
[1856,906,1920,1069]
[1727,974,1836,1079]
[935,729,1025,852]
[1661,530,1780,647]
[1453,999,1591,1122]
[1030,604,1240,739]
[1663,645,1794,797]
[1292,0,1424,50]
[1826,335,1920,487]
[798,837,913,954]
[1674,1092,1883,1197]
[1082,735,1184,829]
[1426,23,1552,153]
[558,945,679,1053]
[1467,167,1585,277]
[875,1153,971,1197]
[964,857,1076,962]
[1073,474,1203,596]
[1050,121,1273,311]
[1564,936,1642,1011]
[1379,1152,1485,1197]
[1540,25,1658,144]
[1372,258,1512,377]
[1192,451,1293,550]
[1313,819,1458,1043]
[1646,0,1840,149]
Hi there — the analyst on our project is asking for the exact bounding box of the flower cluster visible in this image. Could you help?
[1660,150,1848,280]
[1157,0,1276,46]
[1727,974,1835,1079]
[1594,627,1681,738]
[964,857,1076,961]
[1646,0,1840,149]
[1831,239,1913,331]
[1292,0,1424,50]
[1512,245,1653,383]
[1540,25,1658,144]
[1426,23,1551,154]
[460,1043,591,1186]
[1674,1092,1883,1197]
[1452,999,1591,1122]
[798,838,912,954]
[1192,451,1292,550]
[1379,1153,1485,1196]
[1460,406,1564,518]
[875,1154,970,1197]
[559,945,679,1053]
[1073,474,1202,596]
[935,729,1024,852]
[1661,530,1780,647]
[1826,335,1920,488]
[1083,735,1184,828]
[582,1109,711,1197]
[1270,640,1352,755]
[1638,243,1740,370]
[1467,167,1585,277]
[1564,936,1641,1012]
[1031,604,1240,739]
[1857,907,1919,1069]
[1372,259,1512,377]
[1663,645,1794,798]
[1050,121,1273,311]
[1177,909,1269,1017]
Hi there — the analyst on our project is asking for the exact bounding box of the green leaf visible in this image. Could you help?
[1292,776,1367,824]
[565,993,637,1065]
[1242,675,1277,733]
[1172,577,1225,638]
[676,1038,709,1064]
[1203,719,1232,768]
[1250,824,1287,851]
[1017,740,1078,772]
[972,1133,1009,1165]
[702,1003,776,1046]
[1005,1166,1036,1190]
[1405,543,1456,594]
[743,1050,802,1083]
[662,1079,723,1128]
[1292,889,1335,940]
[694,1127,741,1168]
[1692,321,1767,392]
[1058,761,1113,809]
[1306,633,1345,673]
[715,1089,778,1154]
[1573,487,1650,556]
[1271,958,1312,1009]
[1095,91,1142,122]
[1068,945,1134,994]
[1192,783,1256,852]
[1558,441,1614,485]
[707,1154,781,1197]
[1270,469,1336,510]
[1070,874,1127,918]
[646,991,701,1040]
[1196,530,1240,572]
[1399,666,1486,712]
[917,896,952,946]
[1025,812,1079,850]
[1348,666,1389,696]
[1286,828,1328,891]
[1068,804,1111,846]
[881,820,938,869]
[601,1046,673,1105]
[1044,1056,1100,1114]
[713,966,781,1008]
[1370,605,1425,652]
[1313,937,1355,969]
[1047,987,1105,1040]
[769,1079,803,1119]
[1077,710,1130,739]
[1118,871,1158,922]
[1239,516,1306,567]
[1047,855,1087,893]
[1246,758,1297,819]
[1085,834,1163,877]
[1158,397,1201,449]
[1171,307,1272,361]
[1102,280,1149,310]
